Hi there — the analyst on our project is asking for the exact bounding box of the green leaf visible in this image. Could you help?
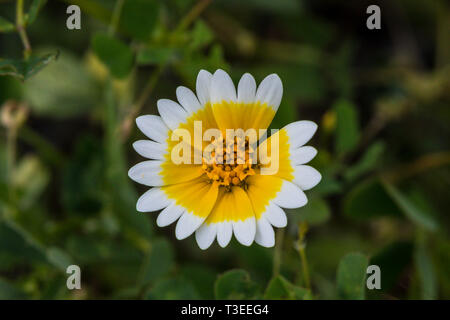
[0,16,15,32]
[92,33,133,79]
[121,0,159,40]
[0,219,47,265]
[214,269,260,299]
[313,172,342,195]
[146,277,200,299]
[137,45,180,65]
[23,50,98,118]
[415,243,437,299]
[0,278,28,299]
[336,252,368,300]
[344,141,385,182]
[0,52,58,81]
[46,247,73,272]
[189,20,214,50]
[0,219,74,272]
[264,275,312,300]
[138,239,174,286]
[343,177,402,220]
[25,0,47,25]
[292,197,330,226]
[334,99,360,155]
[382,181,438,231]
[176,44,229,83]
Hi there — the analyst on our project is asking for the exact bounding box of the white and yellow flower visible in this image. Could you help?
[128,69,321,249]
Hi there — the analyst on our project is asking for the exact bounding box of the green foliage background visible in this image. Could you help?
[0,0,449,300]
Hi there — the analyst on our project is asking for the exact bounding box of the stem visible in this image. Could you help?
[4,126,17,219]
[120,65,164,140]
[16,0,31,59]
[6,128,17,184]
[18,125,66,167]
[273,228,285,276]
[297,222,311,290]
[175,0,212,32]
[382,151,450,183]
[109,0,125,36]
[299,246,311,290]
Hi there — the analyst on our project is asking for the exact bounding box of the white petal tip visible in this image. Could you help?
[233,218,256,246]
[175,213,204,240]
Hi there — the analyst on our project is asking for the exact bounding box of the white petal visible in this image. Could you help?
[290,146,317,165]
[195,223,217,250]
[136,188,171,212]
[175,212,204,240]
[157,202,184,227]
[233,217,256,246]
[283,121,318,149]
[210,69,236,103]
[255,74,283,110]
[176,86,202,115]
[292,165,322,190]
[237,73,256,103]
[255,216,275,247]
[273,179,308,208]
[196,69,212,106]
[157,99,188,130]
[128,160,163,186]
[265,202,287,228]
[133,140,167,160]
[136,115,169,143]
[217,221,232,248]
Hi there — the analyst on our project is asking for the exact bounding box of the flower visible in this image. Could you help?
[128,69,321,249]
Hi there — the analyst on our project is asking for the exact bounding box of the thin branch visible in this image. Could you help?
[273,228,285,277]
[18,125,66,167]
[381,151,450,183]
[296,222,311,290]
[175,0,212,32]
[109,0,125,36]
[120,65,164,140]
[16,0,31,59]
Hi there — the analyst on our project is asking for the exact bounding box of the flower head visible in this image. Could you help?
[128,69,321,249]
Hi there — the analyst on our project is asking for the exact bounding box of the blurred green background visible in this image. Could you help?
[0,0,449,300]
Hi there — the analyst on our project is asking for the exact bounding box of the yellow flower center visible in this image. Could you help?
[202,136,257,190]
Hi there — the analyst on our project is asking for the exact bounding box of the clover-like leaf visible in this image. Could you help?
[382,181,439,232]
[92,33,133,79]
[215,269,260,299]
[264,275,312,300]
[121,0,159,41]
[336,252,368,300]
[0,52,58,81]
